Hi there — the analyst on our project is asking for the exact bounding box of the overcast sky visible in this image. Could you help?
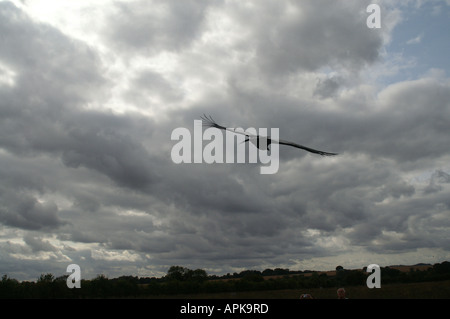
[1,0,450,281]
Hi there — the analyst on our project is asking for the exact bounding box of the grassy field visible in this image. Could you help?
[149,280,450,299]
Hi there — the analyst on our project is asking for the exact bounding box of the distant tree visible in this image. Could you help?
[433,261,450,274]
[274,268,290,275]
[166,266,189,281]
[38,273,55,283]
[262,269,274,276]
[336,265,344,272]
[190,269,208,282]
[90,274,110,298]
[242,272,264,282]
[345,270,366,286]
[54,274,69,282]
[0,275,20,298]
[1,274,17,284]
[166,266,207,282]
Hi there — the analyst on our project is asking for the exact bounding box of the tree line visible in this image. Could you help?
[1,261,449,298]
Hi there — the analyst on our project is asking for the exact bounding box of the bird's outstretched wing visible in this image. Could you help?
[200,114,257,138]
[277,139,338,156]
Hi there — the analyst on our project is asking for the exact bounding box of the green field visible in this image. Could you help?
[150,280,450,299]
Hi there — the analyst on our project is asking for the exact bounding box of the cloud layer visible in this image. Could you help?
[0,0,449,280]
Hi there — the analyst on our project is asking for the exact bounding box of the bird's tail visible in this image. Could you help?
[201,114,220,129]
[200,114,229,131]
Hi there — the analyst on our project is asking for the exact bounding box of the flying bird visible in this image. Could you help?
[200,114,338,156]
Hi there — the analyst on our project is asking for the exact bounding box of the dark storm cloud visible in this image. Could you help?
[0,152,64,230]
[234,76,450,164]
[0,192,63,230]
[59,112,160,189]
[23,234,57,253]
[104,0,211,54]
[314,76,345,98]
[424,170,450,194]
[360,79,450,162]
[229,0,383,76]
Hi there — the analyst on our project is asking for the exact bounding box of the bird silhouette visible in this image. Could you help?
[201,114,338,156]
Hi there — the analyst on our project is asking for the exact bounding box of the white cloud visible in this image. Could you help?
[406,32,423,44]
[91,249,143,262]
[0,61,17,87]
